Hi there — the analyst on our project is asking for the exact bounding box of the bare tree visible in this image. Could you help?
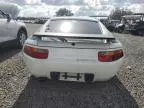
[110,8,133,20]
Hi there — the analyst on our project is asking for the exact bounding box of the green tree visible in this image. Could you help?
[56,8,74,16]
[110,8,133,20]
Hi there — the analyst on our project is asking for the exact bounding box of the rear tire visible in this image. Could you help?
[17,29,27,49]
[137,30,144,36]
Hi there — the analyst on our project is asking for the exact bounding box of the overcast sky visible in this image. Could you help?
[2,0,144,5]
[0,0,143,17]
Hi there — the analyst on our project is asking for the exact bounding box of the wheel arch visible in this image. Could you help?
[17,26,28,38]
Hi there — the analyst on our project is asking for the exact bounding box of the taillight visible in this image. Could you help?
[98,49,123,62]
[23,45,48,59]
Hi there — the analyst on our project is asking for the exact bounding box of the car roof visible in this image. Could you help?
[50,16,99,22]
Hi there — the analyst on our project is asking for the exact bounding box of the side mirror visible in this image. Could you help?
[6,14,11,22]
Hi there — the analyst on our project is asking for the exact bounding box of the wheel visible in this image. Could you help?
[130,30,137,35]
[17,29,27,48]
[117,28,124,33]
[137,30,144,36]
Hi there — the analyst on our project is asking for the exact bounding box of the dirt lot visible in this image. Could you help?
[0,24,144,108]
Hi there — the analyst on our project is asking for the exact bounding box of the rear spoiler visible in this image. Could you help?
[33,34,116,43]
[33,34,116,44]
[33,34,115,40]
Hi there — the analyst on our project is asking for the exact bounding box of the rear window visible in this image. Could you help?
[45,19,102,34]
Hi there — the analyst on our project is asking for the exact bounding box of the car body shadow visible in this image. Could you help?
[12,76,139,108]
[0,47,21,62]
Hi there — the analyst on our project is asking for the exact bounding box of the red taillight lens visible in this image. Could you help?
[98,49,123,62]
[23,45,48,59]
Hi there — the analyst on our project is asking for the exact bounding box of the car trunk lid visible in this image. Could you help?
[29,34,117,62]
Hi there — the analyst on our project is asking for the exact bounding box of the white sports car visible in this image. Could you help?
[0,10,27,48]
[23,17,124,82]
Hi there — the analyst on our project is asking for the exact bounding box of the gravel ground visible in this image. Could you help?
[116,34,144,107]
[0,24,144,108]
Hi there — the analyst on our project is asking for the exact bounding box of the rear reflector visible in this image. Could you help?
[98,49,123,62]
[23,45,48,59]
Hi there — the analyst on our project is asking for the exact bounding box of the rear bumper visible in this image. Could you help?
[23,53,123,81]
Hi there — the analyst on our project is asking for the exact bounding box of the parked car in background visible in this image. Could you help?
[34,18,49,24]
[116,13,144,35]
[23,17,124,82]
[90,16,120,32]
[0,10,27,48]
[107,20,120,32]
[114,23,125,33]
[17,17,49,24]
